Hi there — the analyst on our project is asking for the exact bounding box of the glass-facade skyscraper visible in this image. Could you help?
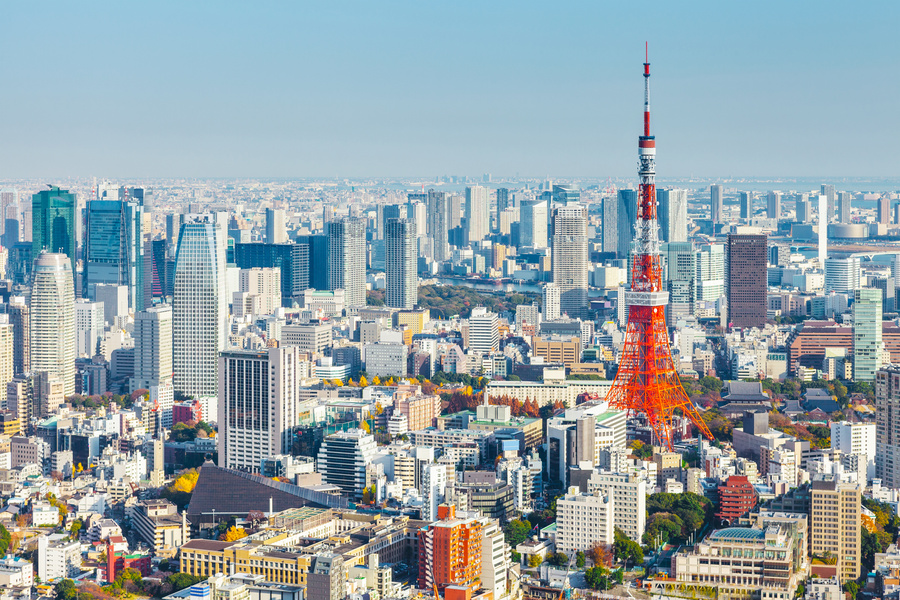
[83,195,145,310]
[32,186,76,269]
[853,288,883,382]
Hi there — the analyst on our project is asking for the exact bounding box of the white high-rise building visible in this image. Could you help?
[30,253,75,396]
[552,205,588,319]
[0,316,12,411]
[587,470,648,543]
[521,199,548,248]
[422,463,447,521]
[543,282,561,321]
[327,217,366,308]
[131,304,173,391]
[467,308,499,355]
[658,188,688,243]
[218,347,305,472]
[385,218,417,309]
[317,429,377,500]
[465,185,489,243]
[74,299,104,358]
[824,258,861,293]
[831,421,876,480]
[695,244,725,301]
[265,208,287,244]
[233,267,281,317]
[556,487,614,554]
[173,214,227,399]
[818,194,828,265]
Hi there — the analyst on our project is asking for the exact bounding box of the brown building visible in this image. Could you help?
[726,233,768,329]
[715,475,757,526]
[810,478,861,582]
[532,336,581,368]
[787,320,900,375]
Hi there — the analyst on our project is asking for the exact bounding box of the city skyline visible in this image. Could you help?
[0,2,897,179]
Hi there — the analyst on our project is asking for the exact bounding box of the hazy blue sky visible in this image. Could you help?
[1,1,897,179]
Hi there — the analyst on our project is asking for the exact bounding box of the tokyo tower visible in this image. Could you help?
[604,45,714,450]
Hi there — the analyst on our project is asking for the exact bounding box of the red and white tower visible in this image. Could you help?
[604,45,713,450]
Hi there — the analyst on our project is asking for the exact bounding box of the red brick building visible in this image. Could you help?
[715,475,757,526]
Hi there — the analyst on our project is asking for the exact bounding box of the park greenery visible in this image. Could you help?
[416,284,539,319]
[169,421,215,443]
[55,571,204,600]
[644,492,713,546]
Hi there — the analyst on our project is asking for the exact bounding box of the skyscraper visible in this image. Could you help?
[818,194,828,265]
[327,217,366,308]
[426,190,451,262]
[32,187,76,270]
[853,288,882,382]
[30,253,76,396]
[878,196,891,225]
[385,218,416,309]
[218,347,304,472]
[265,208,287,244]
[601,193,618,255]
[739,191,752,221]
[810,478,861,583]
[173,214,227,399]
[465,185,489,243]
[824,258,861,293]
[795,193,811,223]
[710,184,723,223]
[520,199,548,248]
[551,204,588,319]
[766,191,781,220]
[496,188,511,213]
[6,297,29,376]
[695,244,725,301]
[83,195,146,310]
[838,191,853,223]
[665,242,696,326]
[658,188,687,242]
[821,184,836,222]
[617,189,638,259]
[726,234,767,329]
[876,367,900,489]
[0,189,18,239]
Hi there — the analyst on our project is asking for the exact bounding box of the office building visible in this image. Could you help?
[824,258,860,293]
[173,214,227,399]
[767,191,782,220]
[696,243,725,301]
[83,195,146,310]
[810,478,860,582]
[233,267,281,317]
[617,189,638,258]
[30,253,76,396]
[465,185,489,243]
[235,242,309,307]
[520,199,548,249]
[265,208,287,244]
[418,504,483,595]
[95,283,128,325]
[327,217,366,308]
[658,188,688,242]
[736,191,751,221]
[666,242,696,326]
[218,347,304,472]
[131,304,173,392]
[32,187,76,269]
[75,299,104,357]
[710,184,723,223]
[715,475,757,525]
[468,308,499,355]
[853,288,883,382]
[422,463,447,521]
[600,192,618,255]
[316,429,377,499]
[426,190,451,262]
[830,421,875,477]
[556,488,614,553]
[0,317,12,410]
[551,204,588,319]
[385,218,417,309]
[726,234,767,328]
[821,184,836,222]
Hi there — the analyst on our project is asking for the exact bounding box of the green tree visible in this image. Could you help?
[576,551,586,568]
[54,579,77,600]
[0,523,10,555]
[585,566,610,590]
[503,519,533,548]
[167,573,204,592]
[843,581,859,600]
[614,528,644,565]
[528,554,543,568]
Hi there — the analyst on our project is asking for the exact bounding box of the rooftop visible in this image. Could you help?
[710,527,767,541]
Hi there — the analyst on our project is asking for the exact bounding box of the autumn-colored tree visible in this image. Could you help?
[15,513,28,528]
[372,376,382,385]
[361,421,371,434]
[422,381,436,395]
[359,375,369,387]
[223,526,248,542]
[590,542,614,567]
[332,379,344,387]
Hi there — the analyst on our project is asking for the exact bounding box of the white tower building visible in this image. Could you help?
[30,253,75,396]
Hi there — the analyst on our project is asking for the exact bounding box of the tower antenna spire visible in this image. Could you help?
[604,47,714,450]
